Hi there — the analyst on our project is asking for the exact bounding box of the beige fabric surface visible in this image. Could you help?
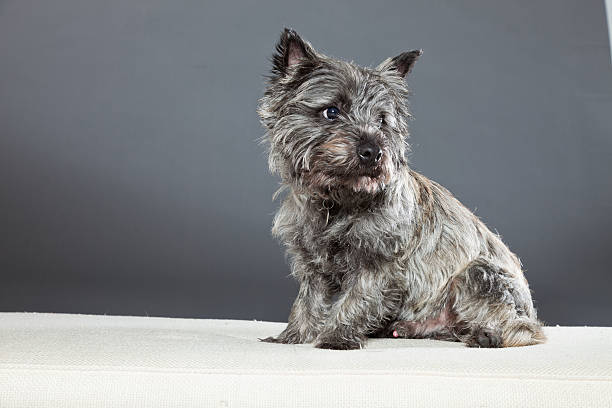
[0,312,610,407]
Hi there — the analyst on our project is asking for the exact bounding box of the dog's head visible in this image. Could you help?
[258,29,421,199]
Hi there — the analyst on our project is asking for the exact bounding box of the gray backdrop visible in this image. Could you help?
[1,0,611,326]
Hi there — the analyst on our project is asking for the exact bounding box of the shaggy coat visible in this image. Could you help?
[258,29,545,349]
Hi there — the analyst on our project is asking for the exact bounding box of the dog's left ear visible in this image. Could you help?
[377,49,423,78]
[271,28,319,77]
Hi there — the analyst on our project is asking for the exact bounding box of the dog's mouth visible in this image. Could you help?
[347,172,389,193]
[301,168,390,195]
[346,156,394,193]
[355,166,383,178]
[299,153,394,196]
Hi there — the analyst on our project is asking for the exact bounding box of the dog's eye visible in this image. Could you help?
[322,107,340,120]
[378,113,385,126]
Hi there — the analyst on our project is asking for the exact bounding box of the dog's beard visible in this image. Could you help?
[299,154,393,197]
[350,174,389,193]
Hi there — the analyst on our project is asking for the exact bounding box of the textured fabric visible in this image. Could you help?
[0,313,610,407]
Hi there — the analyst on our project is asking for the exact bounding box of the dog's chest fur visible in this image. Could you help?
[274,189,408,288]
[274,170,441,297]
[272,168,520,320]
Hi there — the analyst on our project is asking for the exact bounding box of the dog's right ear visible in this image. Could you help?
[271,28,319,78]
[377,49,423,79]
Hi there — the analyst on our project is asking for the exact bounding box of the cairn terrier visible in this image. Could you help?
[258,29,545,349]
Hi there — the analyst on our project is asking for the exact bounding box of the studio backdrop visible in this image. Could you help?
[0,0,611,325]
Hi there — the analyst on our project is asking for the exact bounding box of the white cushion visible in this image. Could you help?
[0,312,610,407]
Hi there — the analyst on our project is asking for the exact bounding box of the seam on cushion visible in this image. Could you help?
[0,365,610,382]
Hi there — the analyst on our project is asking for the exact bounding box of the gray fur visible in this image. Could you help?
[258,29,545,349]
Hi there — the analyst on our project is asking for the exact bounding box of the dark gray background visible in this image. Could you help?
[1,0,611,326]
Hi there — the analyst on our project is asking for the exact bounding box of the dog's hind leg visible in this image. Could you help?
[448,258,546,348]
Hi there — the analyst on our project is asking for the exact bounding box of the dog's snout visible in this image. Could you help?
[357,141,383,166]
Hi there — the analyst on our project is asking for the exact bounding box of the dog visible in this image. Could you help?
[258,29,545,349]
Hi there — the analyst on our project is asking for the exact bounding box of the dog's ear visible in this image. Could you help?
[271,28,319,77]
[377,49,422,78]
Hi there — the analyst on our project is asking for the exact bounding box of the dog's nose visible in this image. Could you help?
[357,141,383,166]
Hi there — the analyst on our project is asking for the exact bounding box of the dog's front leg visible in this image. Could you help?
[314,270,400,350]
[260,273,331,344]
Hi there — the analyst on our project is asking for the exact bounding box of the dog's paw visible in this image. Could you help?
[465,326,503,348]
[315,340,361,350]
[388,321,420,338]
[258,336,283,343]
[258,329,306,344]
[315,334,363,350]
